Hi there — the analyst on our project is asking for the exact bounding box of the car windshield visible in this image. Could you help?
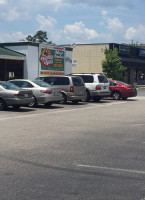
[98,75,108,83]
[0,81,19,90]
[117,81,129,85]
[33,80,51,87]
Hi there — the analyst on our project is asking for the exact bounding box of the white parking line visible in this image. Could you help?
[132,123,144,126]
[77,164,145,175]
[0,101,126,121]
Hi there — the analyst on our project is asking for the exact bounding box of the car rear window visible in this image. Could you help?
[39,77,70,85]
[0,82,19,90]
[33,80,50,87]
[72,77,84,86]
[80,75,94,83]
[98,75,108,83]
[117,81,129,85]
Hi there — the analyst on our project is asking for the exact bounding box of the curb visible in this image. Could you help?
[136,87,145,90]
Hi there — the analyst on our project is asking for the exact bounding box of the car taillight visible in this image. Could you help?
[96,85,101,90]
[70,86,74,92]
[41,90,52,94]
[14,93,24,97]
[29,92,33,96]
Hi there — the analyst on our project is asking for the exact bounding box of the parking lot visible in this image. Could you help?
[0,89,145,200]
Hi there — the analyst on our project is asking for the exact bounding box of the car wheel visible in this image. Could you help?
[93,97,102,102]
[29,97,37,107]
[0,98,6,110]
[44,102,53,107]
[84,91,90,102]
[72,100,79,104]
[13,105,21,110]
[112,92,121,100]
[122,97,128,100]
[60,93,67,104]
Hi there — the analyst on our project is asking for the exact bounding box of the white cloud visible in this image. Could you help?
[125,25,145,43]
[1,7,20,21]
[36,15,99,44]
[37,15,57,30]
[0,0,7,5]
[102,10,108,16]
[36,15,63,42]
[0,32,27,42]
[64,21,99,43]
[107,17,124,32]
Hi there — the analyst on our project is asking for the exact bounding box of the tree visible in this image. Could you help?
[26,30,48,43]
[102,48,127,81]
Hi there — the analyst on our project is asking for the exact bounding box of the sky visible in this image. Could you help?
[0,0,145,45]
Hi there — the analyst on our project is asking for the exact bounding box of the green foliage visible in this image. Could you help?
[102,48,127,80]
[26,30,48,43]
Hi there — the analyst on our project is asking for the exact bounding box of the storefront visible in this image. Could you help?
[0,46,25,81]
[68,43,145,85]
[110,43,145,85]
[0,42,73,81]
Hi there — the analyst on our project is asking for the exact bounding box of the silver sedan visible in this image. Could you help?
[0,81,34,110]
[9,79,62,107]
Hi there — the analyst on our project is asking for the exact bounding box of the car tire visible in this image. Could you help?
[112,92,121,100]
[0,98,6,111]
[13,105,21,110]
[44,102,53,107]
[93,97,102,102]
[61,93,67,104]
[122,97,128,100]
[72,100,79,104]
[29,97,37,108]
[84,91,90,102]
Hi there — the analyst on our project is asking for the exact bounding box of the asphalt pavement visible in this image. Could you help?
[0,89,145,200]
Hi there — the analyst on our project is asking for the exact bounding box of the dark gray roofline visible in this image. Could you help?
[60,43,110,46]
[0,42,39,47]
[0,46,26,56]
[0,42,73,51]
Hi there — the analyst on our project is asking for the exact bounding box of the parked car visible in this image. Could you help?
[9,79,62,107]
[0,81,34,110]
[71,73,110,101]
[108,80,137,100]
[36,75,86,104]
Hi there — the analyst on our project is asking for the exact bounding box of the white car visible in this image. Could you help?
[71,73,110,101]
[9,79,62,107]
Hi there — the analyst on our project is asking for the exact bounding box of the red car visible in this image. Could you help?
[109,80,137,100]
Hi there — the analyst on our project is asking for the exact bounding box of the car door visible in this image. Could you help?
[109,81,119,93]
[97,75,110,92]
[71,76,86,96]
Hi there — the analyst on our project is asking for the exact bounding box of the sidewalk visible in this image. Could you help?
[136,85,145,89]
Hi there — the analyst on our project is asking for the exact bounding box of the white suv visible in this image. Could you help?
[71,73,110,101]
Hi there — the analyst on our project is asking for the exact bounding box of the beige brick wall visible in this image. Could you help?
[71,44,109,73]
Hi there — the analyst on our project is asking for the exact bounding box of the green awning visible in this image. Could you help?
[0,47,26,60]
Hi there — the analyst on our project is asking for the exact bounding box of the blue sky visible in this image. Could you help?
[0,0,145,45]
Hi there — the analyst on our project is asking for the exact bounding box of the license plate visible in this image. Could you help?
[79,91,83,95]
[104,86,106,89]
[24,94,28,97]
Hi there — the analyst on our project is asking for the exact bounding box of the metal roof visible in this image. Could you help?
[0,46,26,60]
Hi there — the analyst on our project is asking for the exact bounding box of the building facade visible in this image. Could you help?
[66,43,145,85]
[0,42,73,81]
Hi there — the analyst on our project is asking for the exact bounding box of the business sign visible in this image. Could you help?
[139,49,145,57]
[39,45,65,76]
[119,46,130,55]
[72,59,77,67]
